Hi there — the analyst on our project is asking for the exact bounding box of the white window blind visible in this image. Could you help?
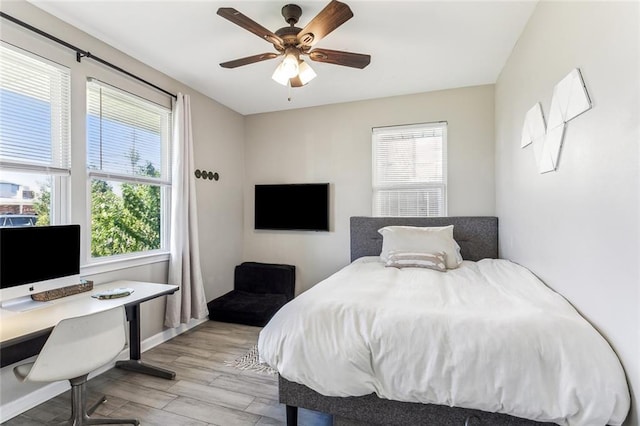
[0,43,70,175]
[372,122,447,217]
[87,80,170,184]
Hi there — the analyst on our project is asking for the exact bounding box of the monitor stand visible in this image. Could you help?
[1,296,51,312]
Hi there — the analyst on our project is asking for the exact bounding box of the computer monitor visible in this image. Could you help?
[0,224,81,310]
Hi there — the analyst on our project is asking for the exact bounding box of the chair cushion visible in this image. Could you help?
[234,262,295,301]
[208,290,288,327]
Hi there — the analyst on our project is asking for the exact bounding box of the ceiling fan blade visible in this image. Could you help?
[220,53,280,69]
[217,8,284,48]
[297,1,353,48]
[308,48,371,69]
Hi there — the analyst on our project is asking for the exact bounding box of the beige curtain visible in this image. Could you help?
[165,93,208,327]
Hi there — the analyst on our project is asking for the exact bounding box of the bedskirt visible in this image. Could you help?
[279,376,555,426]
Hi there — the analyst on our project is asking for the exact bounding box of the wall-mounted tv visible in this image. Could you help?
[255,183,329,231]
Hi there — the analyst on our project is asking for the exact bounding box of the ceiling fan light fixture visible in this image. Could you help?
[298,60,317,85]
[272,62,291,86]
[281,50,299,78]
[272,47,301,86]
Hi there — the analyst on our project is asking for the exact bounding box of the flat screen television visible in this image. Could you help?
[255,183,330,231]
[0,224,81,309]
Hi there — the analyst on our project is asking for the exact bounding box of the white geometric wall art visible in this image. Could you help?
[547,68,592,129]
[521,103,546,148]
[521,68,592,173]
[538,125,565,173]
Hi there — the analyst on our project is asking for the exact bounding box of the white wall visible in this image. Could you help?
[495,1,639,424]
[244,85,495,293]
[0,0,245,412]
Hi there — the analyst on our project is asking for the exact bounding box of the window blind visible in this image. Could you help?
[0,43,70,174]
[372,122,447,217]
[87,80,170,183]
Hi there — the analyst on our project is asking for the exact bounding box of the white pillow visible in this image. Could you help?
[378,225,463,269]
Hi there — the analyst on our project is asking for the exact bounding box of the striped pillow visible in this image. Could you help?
[385,251,447,272]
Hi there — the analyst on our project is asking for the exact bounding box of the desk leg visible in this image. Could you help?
[115,304,176,380]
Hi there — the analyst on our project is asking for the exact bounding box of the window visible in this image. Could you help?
[372,122,447,217]
[86,80,171,260]
[0,43,70,226]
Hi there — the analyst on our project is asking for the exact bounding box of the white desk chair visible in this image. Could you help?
[13,306,140,425]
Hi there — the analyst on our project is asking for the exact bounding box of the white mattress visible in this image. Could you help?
[258,257,630,425]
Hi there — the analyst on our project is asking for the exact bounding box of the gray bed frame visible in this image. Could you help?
[279,216,554,426]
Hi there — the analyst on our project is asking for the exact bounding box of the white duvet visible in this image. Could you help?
[258,257,630,426]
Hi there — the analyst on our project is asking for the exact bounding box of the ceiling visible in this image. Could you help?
[29,1,538,116]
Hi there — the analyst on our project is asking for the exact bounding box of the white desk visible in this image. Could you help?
[0,280,179,379]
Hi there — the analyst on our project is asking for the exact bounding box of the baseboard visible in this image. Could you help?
[0,317,209,423]
[140,317,208,353]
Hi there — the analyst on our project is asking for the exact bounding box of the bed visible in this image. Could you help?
[258,216,630,426]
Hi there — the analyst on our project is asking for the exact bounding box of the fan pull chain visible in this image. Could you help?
[287,80,292,102]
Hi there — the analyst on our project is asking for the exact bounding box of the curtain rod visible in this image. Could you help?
[0,12,177,99]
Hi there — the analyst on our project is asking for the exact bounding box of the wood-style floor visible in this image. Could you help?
[3,321,333,426]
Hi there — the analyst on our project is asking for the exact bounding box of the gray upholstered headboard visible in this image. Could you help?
[350,216,498,262]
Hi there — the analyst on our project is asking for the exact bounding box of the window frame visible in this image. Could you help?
[0,42,72,227]
[1,28,175,277]
[371,121,448,217]
[84,78,172,266]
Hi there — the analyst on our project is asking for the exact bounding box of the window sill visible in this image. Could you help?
[81,251,170,278]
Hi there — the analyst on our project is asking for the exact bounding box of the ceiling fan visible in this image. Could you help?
[217,1,371,87]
